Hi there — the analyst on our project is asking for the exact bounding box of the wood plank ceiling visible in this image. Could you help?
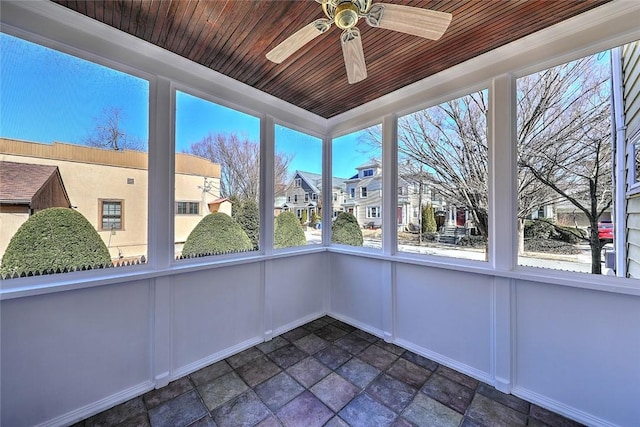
[52,0,610,119]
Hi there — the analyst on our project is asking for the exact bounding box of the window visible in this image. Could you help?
[176,201,199,215]
[332,124,382,249]
[0,33,149,278]
[287,196,291,202]
[274,124,321,248]
[175,91,260,257]
[517,50,613,275]
[367,207,381,218]
[396,90,488,261]
[100,200,123,231]
[333,193,338,201]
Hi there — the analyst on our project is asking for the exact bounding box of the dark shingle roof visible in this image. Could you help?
[0,161,60,203]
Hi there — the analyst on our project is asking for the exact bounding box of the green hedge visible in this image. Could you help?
[1,207,111,277]
[332,212,363,246]
[182,212,253,257]
[274,211,306,249]
[232,199,260,250]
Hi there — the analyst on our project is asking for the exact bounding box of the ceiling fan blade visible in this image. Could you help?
[341,28,367,84]
[266,19,331,63]
[367,3,452,40]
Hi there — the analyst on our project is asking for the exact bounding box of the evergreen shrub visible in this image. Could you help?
[331,212,363,246]
[274,211,307,248]
[182,212,253,257]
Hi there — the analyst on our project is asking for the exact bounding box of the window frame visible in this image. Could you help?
[99,199,124,231]
[366,206,381,218]
[360,187,368,198]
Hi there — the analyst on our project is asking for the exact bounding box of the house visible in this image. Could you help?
[0,160,71,255]
[0,137,222,260]
[281,170,348,223]
[1,2,639,427]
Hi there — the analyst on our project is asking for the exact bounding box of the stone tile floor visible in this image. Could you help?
[73,316,584,427]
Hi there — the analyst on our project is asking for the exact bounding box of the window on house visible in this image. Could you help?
[100,200,123,231]
[175,90,260,257]
[516,49,615,275]
[367,207,381,218]
[275,124,321,248]
[332,124,382,249]
[176,201,199,215]
[287,196,291,202]
[333,193,338,201]
[395,90,488,261]
[0,33,149,279]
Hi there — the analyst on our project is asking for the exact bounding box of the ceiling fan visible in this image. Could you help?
[266,0,452,84]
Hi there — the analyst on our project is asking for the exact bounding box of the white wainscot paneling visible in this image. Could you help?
[329,253,385,335]
[514,281,640,426]
[1,280,152,427]
[268,254,326,335]
[395,264,492,381]
[171,264,263,377]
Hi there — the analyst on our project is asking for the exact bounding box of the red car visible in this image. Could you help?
[598,220,613,241]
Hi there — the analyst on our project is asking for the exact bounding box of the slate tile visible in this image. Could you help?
[476,383,529,414]
[336,357,381,389]
[314,345,352,370]
[459,417,485,427]
[212,390,270,427]
[190,361,233,387]
[358,344,398,370]
[402,393,463,427]
[275,391,333,427]
[197,371,249,411]
[314,324,350,342]
[376,341,406,356]
[268,344,307,369]
[235,354,281,387]
[310,372,360,412]
[335,334,371,355]
[324,416,350,427]
[148,390,207,427]
[392,417,415,427]
[401,352,439,371]
[435,365,478,390]
[465,394,527,426]
[304,318,330,331]
[257,336,290,354]
[255,415,282,427]
[386,358,432,389]
[293,333,329,355]
[119,413,151,427]
[529,404,585,427]
[85,396,146,426]
[254,372,304,411]
[186,416,217,427]
[226,347,263,369]
[352,329,379,343]
[366,373,417,413]
[320,315,338,324]
[339,393,397,427]
[333,321,357,332]
[286,356,331,388]
[421,374,475,414]
[281,327,310,342]
[144,377,193,409]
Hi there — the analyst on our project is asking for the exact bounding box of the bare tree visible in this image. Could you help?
[189,132,292,203]
[518,55,612,274]
[83,106,144,151]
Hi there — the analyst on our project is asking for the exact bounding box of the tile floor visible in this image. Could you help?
[74,316,584,427]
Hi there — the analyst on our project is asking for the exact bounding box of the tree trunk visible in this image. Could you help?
[517,218,525,256]
[589,225,602,275]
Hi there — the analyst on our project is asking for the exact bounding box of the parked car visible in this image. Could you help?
[598,220,613,241]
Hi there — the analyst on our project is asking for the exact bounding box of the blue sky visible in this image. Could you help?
[0,32,374,179]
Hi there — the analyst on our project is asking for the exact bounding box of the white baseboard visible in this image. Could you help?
[34,381,155,427]
[494,376,511,394]
[271,311,326,337]
[511,386,618,427]
[326,312,384,339]
[394,338,493,385]
[171,336,263,380]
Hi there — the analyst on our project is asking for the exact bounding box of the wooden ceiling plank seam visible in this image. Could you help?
[176,1,219,55]
[167,0,199,53]
[187,1,232,63]
[148,0,172,45]
[196,1,246,67]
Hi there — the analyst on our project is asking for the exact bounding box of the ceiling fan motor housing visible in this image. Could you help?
[335,2,359,29]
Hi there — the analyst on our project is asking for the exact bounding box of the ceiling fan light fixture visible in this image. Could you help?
[335,2,359,29]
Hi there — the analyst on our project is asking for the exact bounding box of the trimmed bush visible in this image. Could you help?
[310,211,320,228]
[524,219,555,239]
[182,212,253,257]
[555,224,586,243]
[524,238,581,254]
[332,212,363,246]
[274,211,307,248]
[232,199,260,249]
[1,207,111,277]
[422,204,437,233]
[300,209,308,225]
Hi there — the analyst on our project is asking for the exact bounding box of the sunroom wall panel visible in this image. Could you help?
[0,280,152,427]
[513,280,640,426]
